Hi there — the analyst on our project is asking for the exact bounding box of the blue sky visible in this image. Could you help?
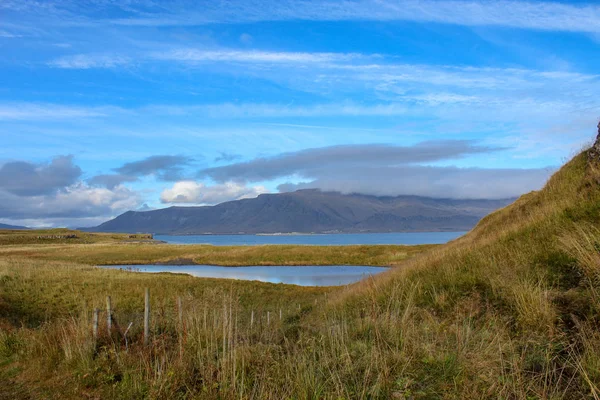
[0,0,599,227]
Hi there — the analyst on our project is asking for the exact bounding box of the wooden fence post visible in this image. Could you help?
[106,296,112,334]
[177,296,184,359]
[144,288,150,346]
[124,322,133,351]
[177,296,183,330]
[267,311,270,326]
[92,308,99,342]
[279,308,282,321]
[250,310,254,328]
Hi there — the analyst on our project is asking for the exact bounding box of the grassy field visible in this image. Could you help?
[3,147,600,398]
[0,239,434,267]
[0,228,154,245]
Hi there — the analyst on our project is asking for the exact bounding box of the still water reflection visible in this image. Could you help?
[101,264,388,287]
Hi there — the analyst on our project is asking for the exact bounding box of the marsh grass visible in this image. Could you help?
[0,228,153,246]
[0,241,435,267]
[3,150,600,398]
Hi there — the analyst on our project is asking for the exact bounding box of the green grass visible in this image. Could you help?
[3,149,600,398]
[0,228,153,245]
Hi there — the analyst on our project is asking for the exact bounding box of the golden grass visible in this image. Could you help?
[0,240,435,267]
[0,228,153,245]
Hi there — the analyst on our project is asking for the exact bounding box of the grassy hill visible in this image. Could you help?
[2,144,600,398]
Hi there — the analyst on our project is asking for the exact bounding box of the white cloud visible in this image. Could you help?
[160,181,268,205]
[0,155,141,227]
[0,183,140,225]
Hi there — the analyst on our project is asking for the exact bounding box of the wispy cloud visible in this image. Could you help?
[145,102,410,118]
[214,152,242,163]
[48,54,132,69]
[48,48,373,69]
[0,103,118,120]
[0,29,21,38]
[44,49,599,114]
[101,0,600,33]
[152,49,369,64]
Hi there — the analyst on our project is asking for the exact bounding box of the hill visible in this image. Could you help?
[328,127,600,397]
[0,223,28,230]
[85,190,512,234]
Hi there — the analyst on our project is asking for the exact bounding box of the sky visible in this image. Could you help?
[1,0,599,228]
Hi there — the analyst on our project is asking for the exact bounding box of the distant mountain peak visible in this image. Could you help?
[84,190,512,235]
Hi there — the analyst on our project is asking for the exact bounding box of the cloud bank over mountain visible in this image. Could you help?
[0,138,556,227]
[195,142,551,200]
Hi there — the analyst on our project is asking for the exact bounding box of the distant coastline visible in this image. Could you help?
[153,231,467,246]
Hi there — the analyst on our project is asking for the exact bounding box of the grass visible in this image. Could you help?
[0,228,153,245]
[3,147,600,398]
[0,241,434,266]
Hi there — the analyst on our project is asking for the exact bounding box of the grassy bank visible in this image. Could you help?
[0,256,330,399]
[3,147,600,398]
[0,241,434,267]
[0,229,153,246]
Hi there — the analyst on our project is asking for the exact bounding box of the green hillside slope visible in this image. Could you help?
[324,140,600,397]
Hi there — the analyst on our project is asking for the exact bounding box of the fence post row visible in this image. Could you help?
[91,290,305,345]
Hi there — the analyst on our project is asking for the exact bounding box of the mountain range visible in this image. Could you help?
[0,223,28,230]
[85,190,513,235]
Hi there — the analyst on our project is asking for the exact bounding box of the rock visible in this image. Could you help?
[588,120,600,161]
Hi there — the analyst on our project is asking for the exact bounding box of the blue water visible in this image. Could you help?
[102,265,388,287]
[155,232,465,246]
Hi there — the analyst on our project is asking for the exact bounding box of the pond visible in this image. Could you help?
[101,264,388,287]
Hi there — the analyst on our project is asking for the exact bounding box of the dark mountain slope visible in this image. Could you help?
[86,190,512,234]
[0,223,28,230]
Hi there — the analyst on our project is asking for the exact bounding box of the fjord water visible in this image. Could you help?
[102,265,388,287]
[155,231,465,246]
